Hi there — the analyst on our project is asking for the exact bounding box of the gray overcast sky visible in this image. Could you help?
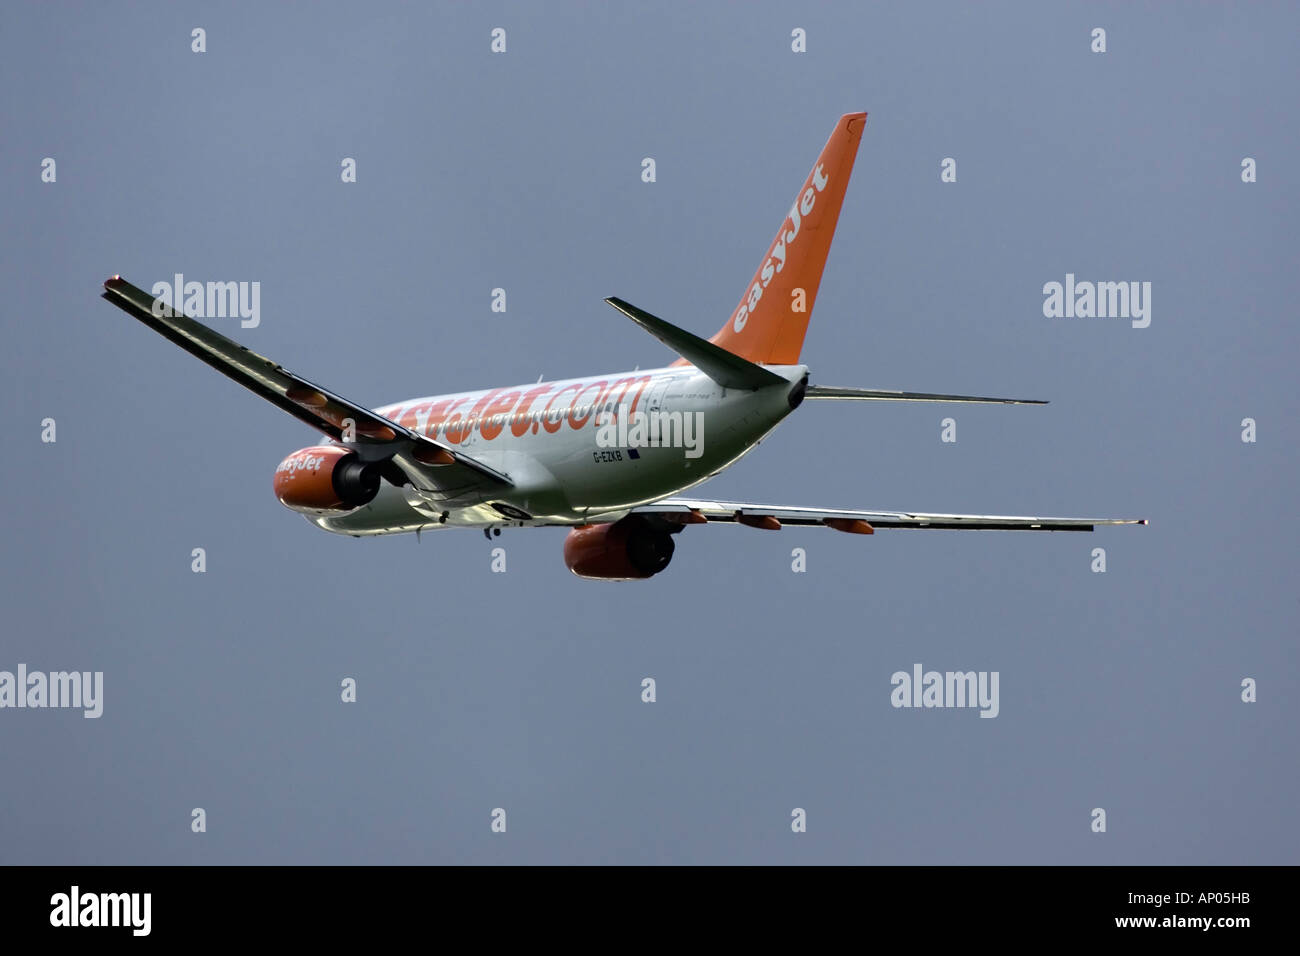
[1,1,1296,864]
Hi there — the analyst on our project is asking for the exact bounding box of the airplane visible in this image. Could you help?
[100,111,1145,580]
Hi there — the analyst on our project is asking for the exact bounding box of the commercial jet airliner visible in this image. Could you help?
[101,112,1144,580]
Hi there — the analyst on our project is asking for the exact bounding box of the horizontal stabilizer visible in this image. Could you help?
[604,297,787,390]
[805,385,1046,405]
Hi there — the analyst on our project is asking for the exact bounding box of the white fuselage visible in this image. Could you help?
[312,364,808,536]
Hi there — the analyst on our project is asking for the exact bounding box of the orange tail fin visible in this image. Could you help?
[701,112,866,366]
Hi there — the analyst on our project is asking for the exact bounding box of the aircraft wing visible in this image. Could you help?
[631,498,1147,532]
[100,275,511,491]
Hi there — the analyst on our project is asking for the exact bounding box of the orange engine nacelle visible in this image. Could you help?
[563,516,676,581]
[273,445,382,515]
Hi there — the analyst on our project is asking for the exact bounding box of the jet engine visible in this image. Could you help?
[273,445,382,515]
[563,515,676,580]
